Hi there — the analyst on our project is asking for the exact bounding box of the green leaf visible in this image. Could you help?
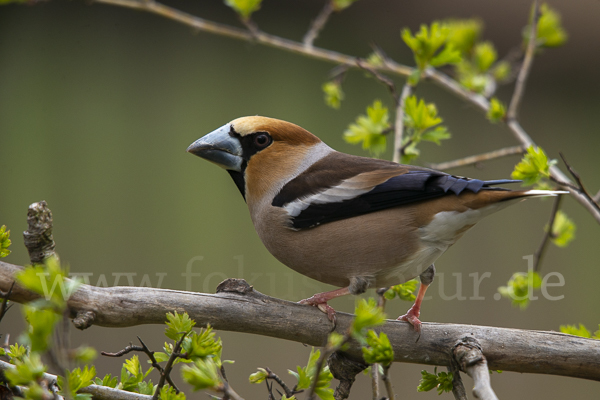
[421,126,451,145]
[492,61,511,81]
[94,374,118,388]
[352,298,386,339]
[16,256,80,309]
[249,368,268,384]
[497,271,542,309]
[511,146,553,186]
[182,325,222,360]
[548,211,576,247]
[417,367,453,394]
[332,0,359,11]
[430,44,461,67]
[402,22,462,70]
[153,351,170,363]
[322,81,344,109]
[343,100,390,155]
[165,311,196,341]
[120,355,154,392]
[417,369,439,392]
[473,41,497,72]
[0,225,11,258]
[326,331,347,350]
[361,331,394,366]
[6,343,28,363]
[159,385,186,400]
[22,305,61,352]
[444,19,483,54]
[58,365,96,399]
[289,348,334,400]
[366,52,384,67]
[224,0,262,19]
[559,323,591,338]
[137,381,156,396]
[435,371,454,394]
[73,345,98,364]
[384,279,418,302]
[535,3,568,48]
[487,97,506,123]
[4,353,47,386]
[404,95,442,132]
[181,358,222,391]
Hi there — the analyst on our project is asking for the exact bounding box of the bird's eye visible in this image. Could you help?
[254,133,270,148]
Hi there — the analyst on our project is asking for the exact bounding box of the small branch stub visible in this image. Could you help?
[73,310,97,330]
[23,201,56,264]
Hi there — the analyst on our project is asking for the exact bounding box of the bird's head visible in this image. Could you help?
[187,116,331,201]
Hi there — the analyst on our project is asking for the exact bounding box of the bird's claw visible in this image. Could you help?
[397,307,422,333]
[299,296,337,324]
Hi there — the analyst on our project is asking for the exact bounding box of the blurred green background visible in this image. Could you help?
[1,0,599,398]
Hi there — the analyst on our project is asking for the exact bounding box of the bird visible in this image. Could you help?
[187,116,567,331]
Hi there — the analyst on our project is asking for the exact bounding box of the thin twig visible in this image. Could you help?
[356,59,398,103]
[558,153,600,211]
[306,350,331,400]
[303,0,335,48]
[381,365,395,400]
[428,145,525,170]
[447,361,468,400]
[138,337,180,393]
[101,342,144,357]
[221,383,245,400]
[152,332,189,400]
[371,365,380,400]
[95,0,411,75]
[264,367,298,398]
[507,119,600,223]
[533,195,563,273]
[0,281,14,323]
[393,83,413,163]
[507,0,539,120]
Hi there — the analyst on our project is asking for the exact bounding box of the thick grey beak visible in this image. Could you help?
[187,123,243,172]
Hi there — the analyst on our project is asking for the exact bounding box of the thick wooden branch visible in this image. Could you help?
[1,261,599,381]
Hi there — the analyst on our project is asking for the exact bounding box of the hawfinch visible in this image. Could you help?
[187,116,565,331]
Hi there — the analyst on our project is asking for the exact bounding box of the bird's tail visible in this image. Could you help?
[498,189,569,202]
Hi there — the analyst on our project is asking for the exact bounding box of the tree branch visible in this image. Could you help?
[507,0,539,120]
[447,361,468,400]
[393,83,413,164]
[303,0,335,48]
[533,195,563,273]
[1,262,599,381]
[427,145,525,170]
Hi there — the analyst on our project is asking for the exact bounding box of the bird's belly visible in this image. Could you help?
[256,206,428,288]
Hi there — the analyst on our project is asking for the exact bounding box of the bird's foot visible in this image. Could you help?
[397,306,422,333]
[299,295,337,323]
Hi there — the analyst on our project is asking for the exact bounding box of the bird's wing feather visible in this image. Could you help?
[272,151,518,229]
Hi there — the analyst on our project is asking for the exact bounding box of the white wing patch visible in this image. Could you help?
[283,176,375,217]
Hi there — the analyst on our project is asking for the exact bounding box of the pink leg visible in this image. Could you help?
[397,281,430,333]
[299,287,351,322]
